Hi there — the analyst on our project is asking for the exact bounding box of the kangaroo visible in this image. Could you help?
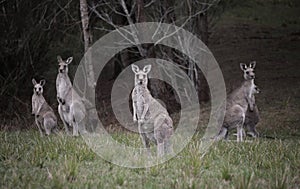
[233,84,260,138]
[131,64,173,157]
[56,56,87,136]
[215,61,257,142]
[32,79,57,136]
[244,84,260,138]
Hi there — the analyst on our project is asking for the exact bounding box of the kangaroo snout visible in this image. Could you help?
[35,87,42,92]
[59,68,64,73]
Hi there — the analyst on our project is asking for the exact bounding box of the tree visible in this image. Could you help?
[79,0,95,89]
[0,0,225,128]
[89,0,220,103]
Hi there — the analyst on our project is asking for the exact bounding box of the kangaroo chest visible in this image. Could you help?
[241,80,255,103]
[34,95,46,114]
[135,86,151,116]
[248,80,255,98]
[57,75,71,98]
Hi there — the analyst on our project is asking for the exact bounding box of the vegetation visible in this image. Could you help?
[0,131,299,188]
[0,0,217,124]
[1,0,300,188]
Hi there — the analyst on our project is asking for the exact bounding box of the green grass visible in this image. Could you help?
[0,131,299,188]
[1,0,299,188]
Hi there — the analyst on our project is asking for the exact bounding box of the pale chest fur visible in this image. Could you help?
[32,94,45,114]
[240,79,255,110]
[133,86,151,116]
[227,79,253,110]
[248,80,255,98]
[238,80,253,103]
[56,74,71,98]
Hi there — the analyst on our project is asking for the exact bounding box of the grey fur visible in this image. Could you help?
[56,56,87,136]
[32,79,57,136]
[244,84,260,138]
[131,64,173,157]
[215,61,258,142]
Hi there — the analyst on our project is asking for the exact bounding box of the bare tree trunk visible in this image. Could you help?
[80,0,95,88]
[80,0,97,131]
[80,0,91,52]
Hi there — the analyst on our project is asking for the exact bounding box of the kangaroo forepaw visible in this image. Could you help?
[62,105,70,112]
[249,105,254,112]
[133,117,137,122]
[138,119,145,124]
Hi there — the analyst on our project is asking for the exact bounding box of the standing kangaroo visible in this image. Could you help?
[244,83,260,138]
[131,64,173,157]
[56,56,86,136]
[215,61,257,142]
[32,79,57,136]
[233,84,260,138]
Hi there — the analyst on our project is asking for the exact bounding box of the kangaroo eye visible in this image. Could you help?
[64,65,67,69]
[246,71,249,74]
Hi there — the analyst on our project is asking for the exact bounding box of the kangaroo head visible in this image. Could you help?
[32,78,45,95]
[131,64,151,86]
[240,61,256,80]
[57,55,73,74]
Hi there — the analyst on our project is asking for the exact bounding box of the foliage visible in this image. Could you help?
[0,0,222,127]
[0,0,83,122]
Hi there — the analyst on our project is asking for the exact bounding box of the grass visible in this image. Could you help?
[1,0,300,188]
[0,131,299,189]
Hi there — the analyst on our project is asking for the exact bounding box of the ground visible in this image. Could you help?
[1,1,300,188]
[209,0,300,138]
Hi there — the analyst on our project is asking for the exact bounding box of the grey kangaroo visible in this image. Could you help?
[56,56,87,136]
[32,79,57,136]
[131,64,173,157]
[244,83,260,138]
[233,84,260,138]
[215,61,258,142]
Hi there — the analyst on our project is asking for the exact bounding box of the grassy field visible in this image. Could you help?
[0,131,299,188]
[1,0,300,188]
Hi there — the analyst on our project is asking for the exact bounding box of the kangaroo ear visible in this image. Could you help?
[32,78,37,85]
[57,55,63,63]
[249,61,256,69]
[143,65,152,74]
[40,79,46,86]
[66,57,73,64]
[240,63,247,71]
[131,64,139,74]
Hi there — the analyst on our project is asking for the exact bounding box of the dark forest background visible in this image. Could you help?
[1,0,299,132]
